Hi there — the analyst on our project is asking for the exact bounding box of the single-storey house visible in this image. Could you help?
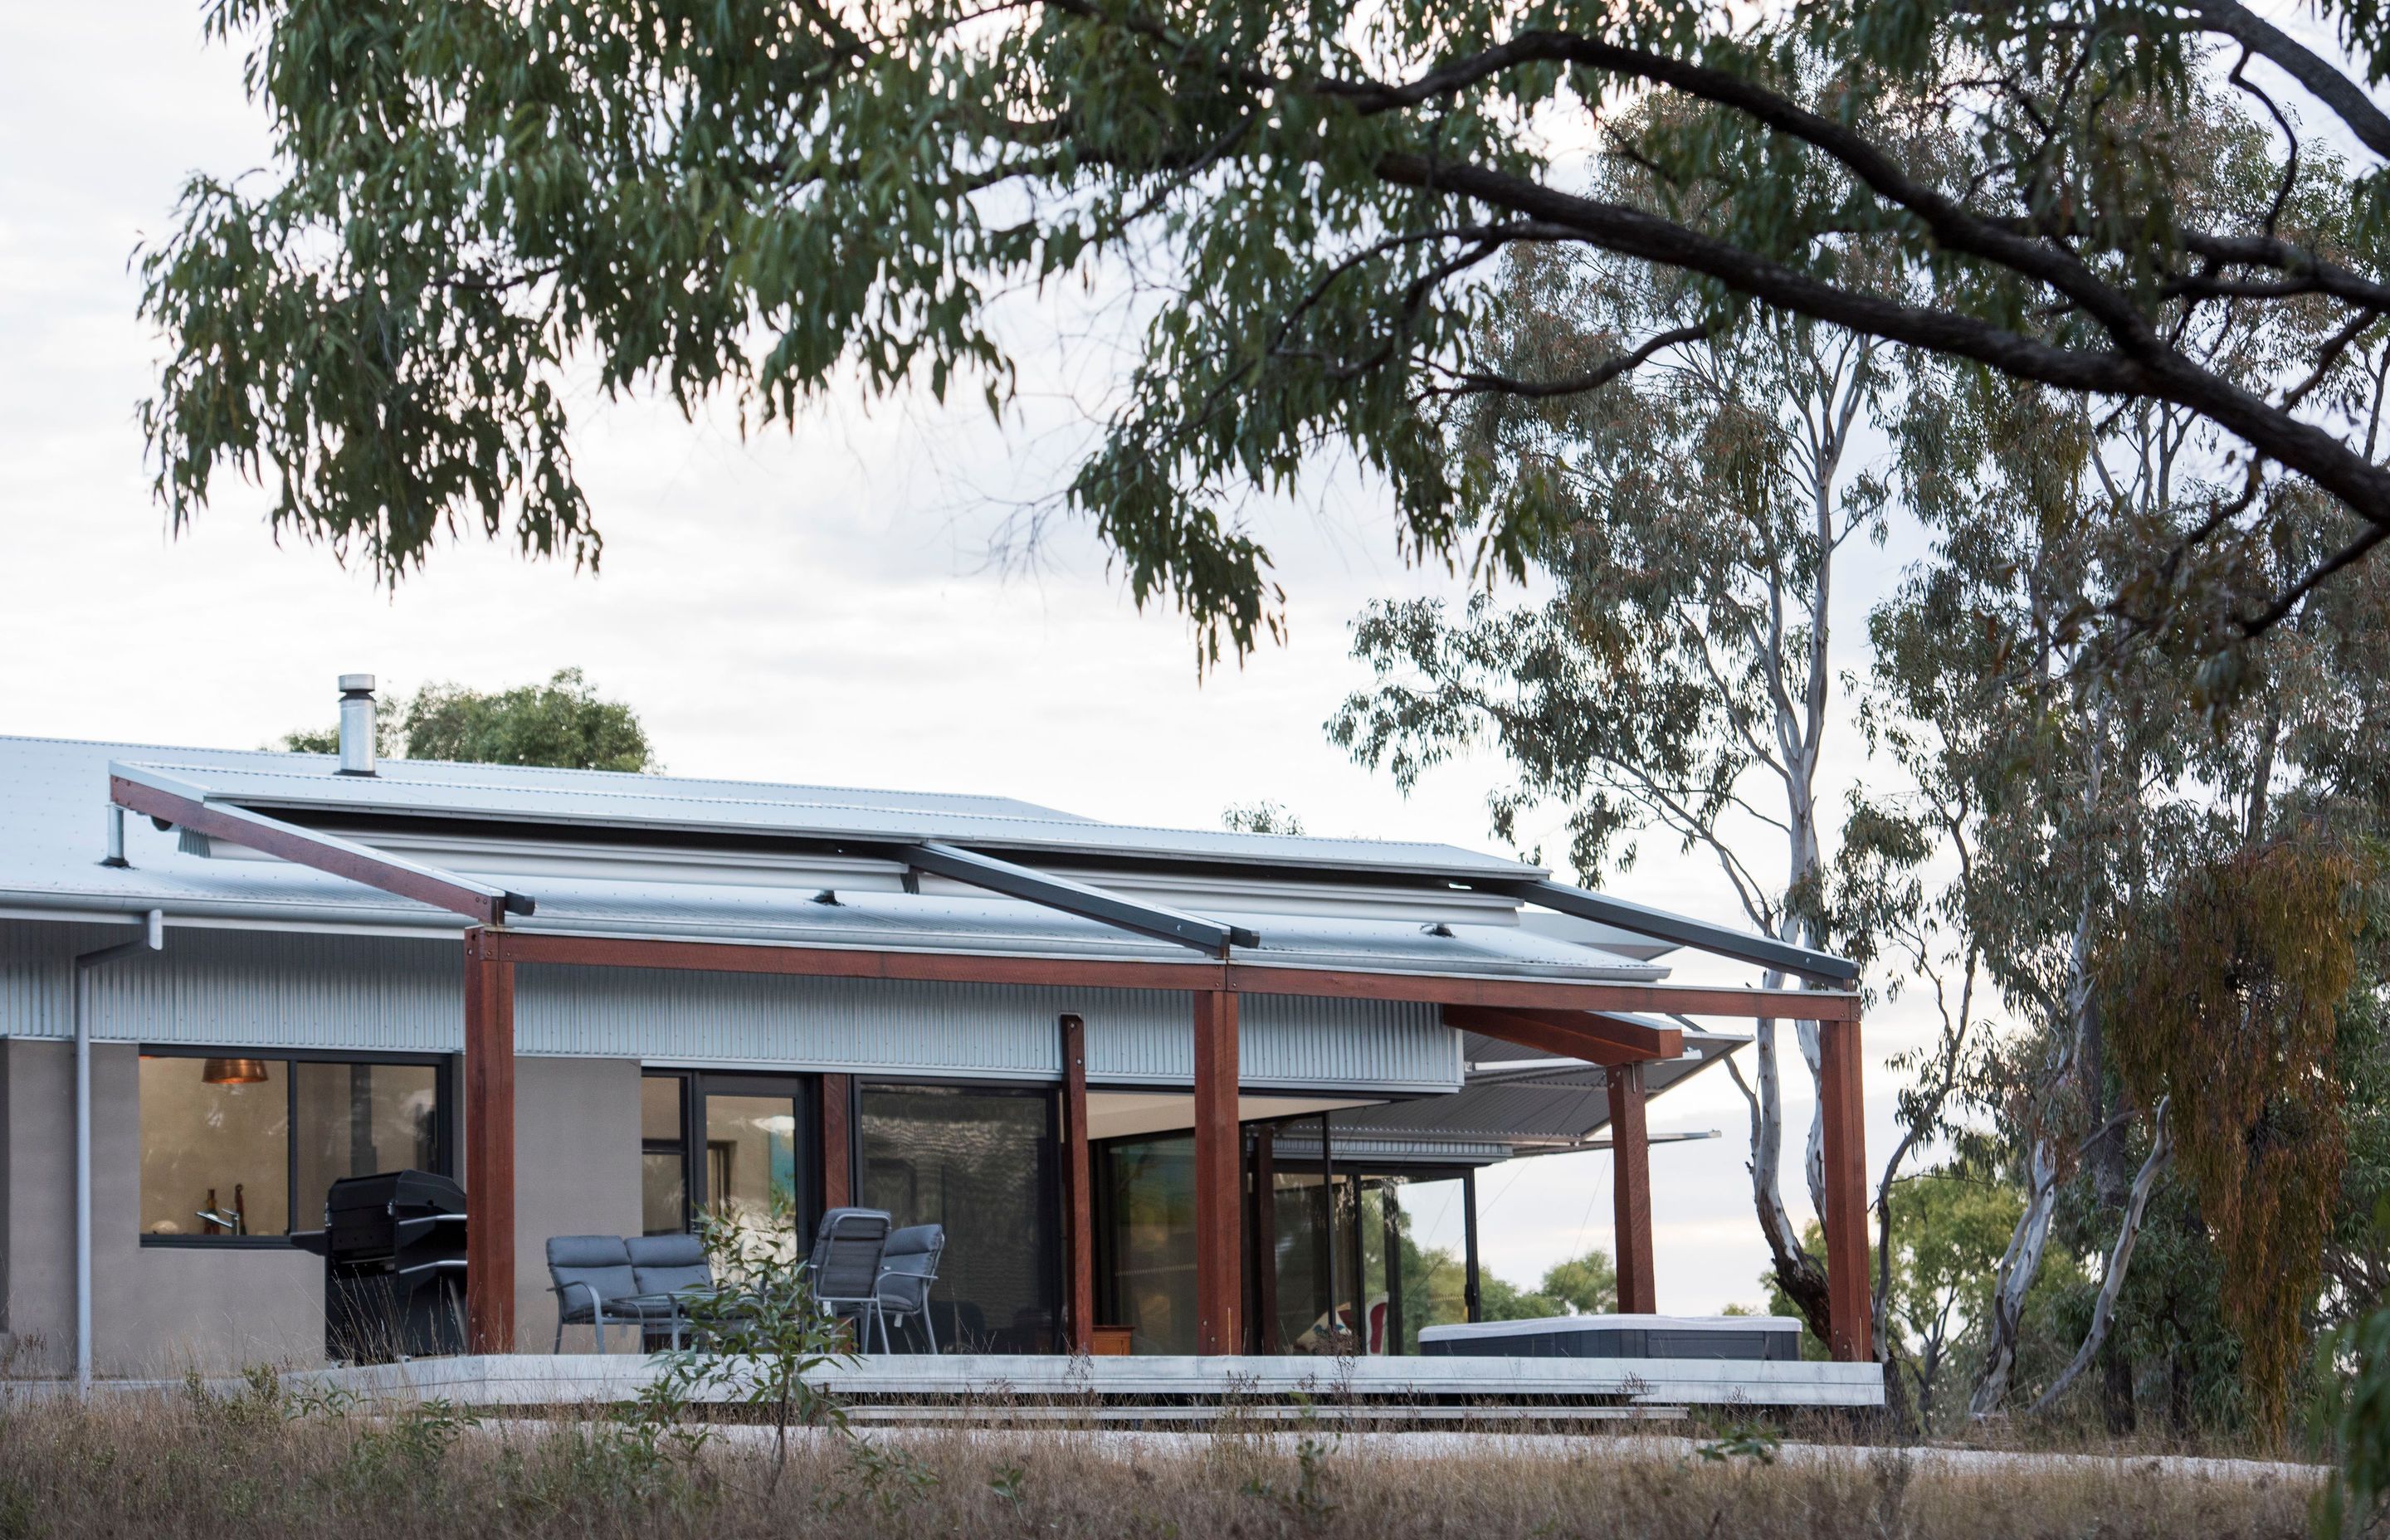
[0,680,1871,1382]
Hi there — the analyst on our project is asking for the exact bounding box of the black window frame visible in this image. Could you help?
[858,1078,1063,1351]
[136,1045,455,1250]
[641,1069,823,1240]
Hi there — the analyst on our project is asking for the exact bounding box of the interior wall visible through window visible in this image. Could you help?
[138,1051,446,1243]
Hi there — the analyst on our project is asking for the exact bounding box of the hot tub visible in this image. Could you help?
[1417,1313,1803,1361]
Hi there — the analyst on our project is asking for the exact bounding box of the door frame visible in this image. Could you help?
[641,1069,824,1241]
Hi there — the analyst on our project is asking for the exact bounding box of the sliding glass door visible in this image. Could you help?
[860,1084,1060,1352]
[640,1072,818,1250]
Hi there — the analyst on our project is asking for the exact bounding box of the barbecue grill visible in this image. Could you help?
[291,1169,468,1363]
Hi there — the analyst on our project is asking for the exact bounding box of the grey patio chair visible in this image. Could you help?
[803,1207,892,1350]
[873,1224,945,1353]
[627,1232,716,1350]
[547,1235,671,1352]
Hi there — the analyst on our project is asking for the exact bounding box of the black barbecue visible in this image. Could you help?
[292,1169,468,1363]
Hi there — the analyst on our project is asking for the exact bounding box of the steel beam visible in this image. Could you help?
[1485,878,1856,985]
[900,841,1258,954]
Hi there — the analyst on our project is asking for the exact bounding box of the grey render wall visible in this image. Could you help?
[508,1056,642,1352]
[0,919,1460,1093]
[3,1040,322,1374]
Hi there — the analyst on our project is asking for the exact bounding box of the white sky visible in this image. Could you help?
[0,4,1963,1312]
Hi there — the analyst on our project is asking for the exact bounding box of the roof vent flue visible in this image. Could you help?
[336,674,378,777]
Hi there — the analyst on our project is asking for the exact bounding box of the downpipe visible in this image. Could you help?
[74,909,163,1390]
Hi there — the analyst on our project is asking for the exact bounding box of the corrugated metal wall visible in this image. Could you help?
[0,919,1458,1093]
[516,965,1456,1090]
[0,921,461,1053]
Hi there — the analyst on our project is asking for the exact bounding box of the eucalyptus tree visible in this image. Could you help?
[1329,233,1891,1344]
[141,0,2390,660]
[1870,220,2390,1434]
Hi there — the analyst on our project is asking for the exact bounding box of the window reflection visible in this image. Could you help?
[861,1086,1057,1352]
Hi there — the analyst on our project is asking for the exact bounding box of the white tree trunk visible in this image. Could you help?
[2026,1100,2173,1416]
[1970,1135,2060,1418]
[1797,1020,1827,1225]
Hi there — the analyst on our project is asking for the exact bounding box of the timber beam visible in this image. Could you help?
[484,931,1857,1021]
[1443,1005,1684,1065]
[110,766,531,927]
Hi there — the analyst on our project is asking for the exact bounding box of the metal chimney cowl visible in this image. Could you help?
[337,674,378,776]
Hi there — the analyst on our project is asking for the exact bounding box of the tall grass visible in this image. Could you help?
[0,1378,2323,1540]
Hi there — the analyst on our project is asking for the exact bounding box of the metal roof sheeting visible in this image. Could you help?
[109,748,1544,879]
[0,737,1662,981]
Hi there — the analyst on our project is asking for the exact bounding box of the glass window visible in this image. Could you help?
[861,1086,1056,1352]
[1390,1176,1472,1352]
[139,1053,446,1241]
[1268,1169,1343,1352]
[640,1075,688,1235]
[293,1061,438,1229]
[1100,1134,1197,1354]
[705,1092,802,1245]
[139,1056,289,1239]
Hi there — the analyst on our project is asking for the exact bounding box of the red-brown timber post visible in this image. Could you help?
[1193,989,1241,1353]
[1819,1012,1874,1361]
[1059,1013,1095,1355]
[1607,1060,1656,1313]
[462,927,517,1353]
[820,1074,854,1211]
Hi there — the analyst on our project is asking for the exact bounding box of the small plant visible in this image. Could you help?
[1242,1433,1339,1528]
[652,1188,854,1494]
[825,1436,941,1517]
[281,1379,362,1422]
[376,1397,481,1476]
[1692,1410,1784,1466]
[989,1461,1027,1510]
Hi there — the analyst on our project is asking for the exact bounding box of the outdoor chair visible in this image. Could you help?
[547,1234,673,1352]
[803,1206,892,1349]
[872,1224,945,1352]
[627,1232,717,1350]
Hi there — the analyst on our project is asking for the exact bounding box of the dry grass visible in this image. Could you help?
[0,1382,2328,1540]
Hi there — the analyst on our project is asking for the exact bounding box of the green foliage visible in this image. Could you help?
[2320,1202,2390,1537]
[1222,801,1306,836]
[141,0,2390,662]
[280,668,656,772]
[1241,1435,1339,1529]
[1479,1248,1617,1322]
[1691,1412,1784,1465]
[2108,843,2368,1436]
[657,1188,853,1494]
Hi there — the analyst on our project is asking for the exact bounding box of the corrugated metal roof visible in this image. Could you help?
[110,748,1544,880]
[0,737,1657,981]
[1320,1024,1745,1154]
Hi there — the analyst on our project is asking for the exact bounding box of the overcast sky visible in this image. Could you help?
[0,4,1973,1310]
